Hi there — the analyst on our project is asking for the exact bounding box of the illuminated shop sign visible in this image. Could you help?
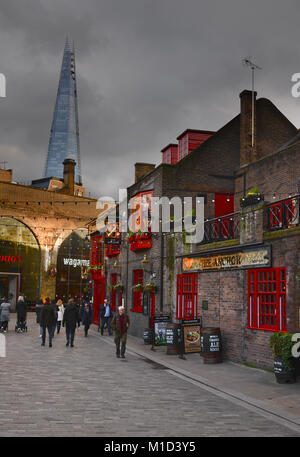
[0,255,21,263]
[63,258,90,268]
[183,246,271,272]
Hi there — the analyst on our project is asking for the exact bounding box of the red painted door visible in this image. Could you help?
[93,277,105,324]
[214,193,234,239]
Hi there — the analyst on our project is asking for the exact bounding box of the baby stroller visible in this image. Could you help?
[15,318,27,333]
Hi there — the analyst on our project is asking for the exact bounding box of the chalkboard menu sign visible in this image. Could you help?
[153,315,170,346]
[274,358,285,374]
[181,319,201,354]
[143,328,154,345]
[166,327,177,345]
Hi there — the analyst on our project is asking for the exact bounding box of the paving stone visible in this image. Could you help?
[0,315,299,436]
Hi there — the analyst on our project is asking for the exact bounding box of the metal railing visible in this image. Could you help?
[265,195,299,231]
[201,212,240,244]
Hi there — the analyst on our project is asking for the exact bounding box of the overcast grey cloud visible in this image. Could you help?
[0,0,300,198]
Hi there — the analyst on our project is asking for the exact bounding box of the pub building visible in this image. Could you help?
[91,89,300,370]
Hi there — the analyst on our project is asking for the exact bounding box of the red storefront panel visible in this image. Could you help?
[177,274,198,320]
[131,269,144,313]
[93,276,105,325]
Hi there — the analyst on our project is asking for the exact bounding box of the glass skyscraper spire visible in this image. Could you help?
[44,38,82,184]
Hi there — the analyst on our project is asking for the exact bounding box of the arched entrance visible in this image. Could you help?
[0,217,41,310]
[56,228,90,302]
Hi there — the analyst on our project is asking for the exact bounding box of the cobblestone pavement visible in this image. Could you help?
[0,315,299,437]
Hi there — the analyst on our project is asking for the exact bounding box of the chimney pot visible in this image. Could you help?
[240,89,257,166]
[63,158,76,195]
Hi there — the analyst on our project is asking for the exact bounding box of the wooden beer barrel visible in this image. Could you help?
[201,328,222,364]
[166,323,181,355]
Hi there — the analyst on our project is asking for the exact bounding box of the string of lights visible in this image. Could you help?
[0,192,299,205]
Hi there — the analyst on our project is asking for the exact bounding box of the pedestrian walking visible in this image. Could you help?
[99,299,113,336]
[110,306,130,358]
[63,298,80,347]
[35,299,44,338]
[0,298,11,332]
[50,299,58,339]
[80,301,93,337]
[56,299,64,334]
[40,298,56,347]
[16,295,27,328]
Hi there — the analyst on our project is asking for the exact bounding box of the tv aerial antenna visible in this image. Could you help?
[242,57,262,147]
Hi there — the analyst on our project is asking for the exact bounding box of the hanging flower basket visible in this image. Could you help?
[132,283,144,292]
[240,194,264,208]
[88,264,103,272]
[113,283,124,292]
[144,281,157,292]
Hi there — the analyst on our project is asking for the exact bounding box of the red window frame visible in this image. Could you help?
[91,235,104,267]
[130,191,152,233]
[248,268,287,332]
[177,273,198,320]
[131,269,144,313]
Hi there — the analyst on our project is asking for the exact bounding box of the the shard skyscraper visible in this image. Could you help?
[44,38,82,184]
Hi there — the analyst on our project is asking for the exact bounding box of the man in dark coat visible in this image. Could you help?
[40,298,57,347]
[80,302,93,337]
[63,298,80,347]
[110,306,130,358]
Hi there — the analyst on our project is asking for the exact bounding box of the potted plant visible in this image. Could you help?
[269,332,297,384]
[132,283,143,292]
[127,230,136,242]
[144,280,157,292]
[240,186,264,208]
[88,264,103,271]
[113,281,124,292]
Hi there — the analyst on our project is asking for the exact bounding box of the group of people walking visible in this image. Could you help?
[36,297,93,348]
[0,294,131,358]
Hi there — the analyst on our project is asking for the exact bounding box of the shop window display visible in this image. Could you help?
[0,217,41,306]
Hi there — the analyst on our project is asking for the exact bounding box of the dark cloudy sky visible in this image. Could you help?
[0,0,300,199]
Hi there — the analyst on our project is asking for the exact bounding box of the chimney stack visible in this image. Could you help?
[63,158,76,195]
[135,163,156,183]
[240,90,257,166]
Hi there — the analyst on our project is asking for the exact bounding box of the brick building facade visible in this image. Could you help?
[89,89,300,370]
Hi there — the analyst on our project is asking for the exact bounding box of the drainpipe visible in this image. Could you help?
[160,231,164,313]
